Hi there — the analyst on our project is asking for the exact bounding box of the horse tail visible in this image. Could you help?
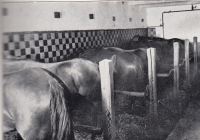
[42,69,74,140]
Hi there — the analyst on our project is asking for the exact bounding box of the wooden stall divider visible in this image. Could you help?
[193,37,199,96]
[173,42,180,99]
[114,90,145,97]
[193,37,198,65]
[99,59,115,140]
[173,42,183,115]
[184,39,190,86]
[147,48,158,123]
[98,40,192,138]
[194,37,200,58]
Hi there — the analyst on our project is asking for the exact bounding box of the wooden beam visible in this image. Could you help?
[157,73,169,77]
[99,59,115,140]
[114,90,145,97]
[73,124,103,135]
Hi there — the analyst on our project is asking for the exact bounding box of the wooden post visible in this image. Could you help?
[194,37,200,58]
[173,42,182,115]
[193,37,198,65]
[173,42,180,99]
[147,48,158,121]
[184,39,190,86]
[99,59,115,140]
[193,37,198,96]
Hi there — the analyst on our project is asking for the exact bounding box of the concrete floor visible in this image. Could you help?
[167,95,200,140]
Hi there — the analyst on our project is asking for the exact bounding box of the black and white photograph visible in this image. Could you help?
[1,0,200,139]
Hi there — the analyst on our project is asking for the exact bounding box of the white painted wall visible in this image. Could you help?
[131,6,147,28]
[147,5,192,27]
[2,2,147,32]
[146,4,200,41]
[164,10,200,42]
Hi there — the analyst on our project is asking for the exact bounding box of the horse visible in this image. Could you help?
[79,47,148,114]
[4,57,102,128]
[126,36,194,64]
[100,46,176,91]
[103,47,178,76]
[3,68,74,140]
[125,36,194,98]
[104,47,150,70]
[132,35,168,43]
[3,58,101,103]
[132,35,188,45]
[80,47,147,92]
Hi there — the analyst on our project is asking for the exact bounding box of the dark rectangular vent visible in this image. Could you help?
[2,8,8,16]
[113,16,116,21]
[89,14,94,19]
[54,12,61,18]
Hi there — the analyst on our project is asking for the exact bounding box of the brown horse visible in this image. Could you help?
[3,58,101,102]
[3,68,74,140]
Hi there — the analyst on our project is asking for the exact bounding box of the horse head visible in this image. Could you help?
[71,59,101,102]
[109,55,117,73]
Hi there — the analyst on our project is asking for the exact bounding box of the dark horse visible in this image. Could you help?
[125,36,194,98]
[3,68,74,140]
[125,36,194,65]
[104,47,150,70]
[79,47,149,114]
[132,35,190,45]
[80,47,147,92]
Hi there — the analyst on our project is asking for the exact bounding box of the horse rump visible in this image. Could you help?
[3,68,74,140]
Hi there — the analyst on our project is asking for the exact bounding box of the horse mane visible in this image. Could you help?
[42,68,74,140]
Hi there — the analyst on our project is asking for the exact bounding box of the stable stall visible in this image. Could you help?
[2,0,200,140]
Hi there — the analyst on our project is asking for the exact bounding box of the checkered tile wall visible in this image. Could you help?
[3,29,148,63]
